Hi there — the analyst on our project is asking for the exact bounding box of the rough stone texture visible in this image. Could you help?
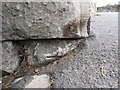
[1,41,21,73]
[0,40,83,73]
[2,1,96,40]
[12,74,51,88]
[23,39,83,65]
[1,0,96,72]
[43,12,118,88]
[1,40,83,73]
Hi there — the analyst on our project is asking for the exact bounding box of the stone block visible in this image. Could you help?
[2,1,96,40]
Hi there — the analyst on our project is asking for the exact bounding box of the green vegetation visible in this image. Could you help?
[106,4,113,7]
[101,4,119,7]
[95,14,101,16]
[102,4,119,7]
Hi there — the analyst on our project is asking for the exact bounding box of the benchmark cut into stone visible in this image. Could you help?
[1,39,83,72]
[23,39,82,65]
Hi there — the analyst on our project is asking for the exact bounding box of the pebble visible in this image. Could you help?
[34,69,39,73]
[12,74,51,88]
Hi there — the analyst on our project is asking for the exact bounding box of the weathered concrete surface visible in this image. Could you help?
[12,74,51,88]
[1,41,21,73]
[2,12,118,88]
[42,12,118,88]
[2,1,96,40]
[1,40,83,73]
[23,39,82,65]
[1,0,96,73]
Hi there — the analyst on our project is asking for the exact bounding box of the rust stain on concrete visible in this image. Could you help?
[63,19,88,38]
[63,21,79,38]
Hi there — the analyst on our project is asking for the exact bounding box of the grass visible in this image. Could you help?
[95,14,101,16]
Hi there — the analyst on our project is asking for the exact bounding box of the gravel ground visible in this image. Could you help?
[2,12,118,89]
[43,12,118,88]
